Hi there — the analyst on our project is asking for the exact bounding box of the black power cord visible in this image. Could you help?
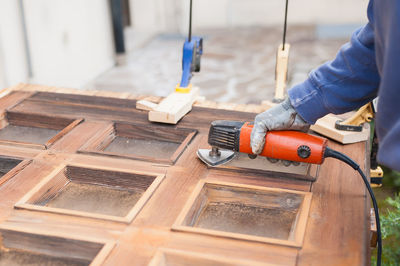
[324,147,382,266]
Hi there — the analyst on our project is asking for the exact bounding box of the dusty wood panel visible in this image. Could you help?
[16,164,165,223]
[0,111,83,150]
[0,225,114,266]
[79,122,197,164]
[173,181,312,247]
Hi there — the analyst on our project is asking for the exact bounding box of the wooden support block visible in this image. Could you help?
[274,44,290,101]
[136,100,159,111]
[149,87,199,124]
[310,114,369,144]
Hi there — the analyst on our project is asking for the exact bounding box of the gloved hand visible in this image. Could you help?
[251,98,310,154]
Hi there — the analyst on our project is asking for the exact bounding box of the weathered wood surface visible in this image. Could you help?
[0,84,369,265]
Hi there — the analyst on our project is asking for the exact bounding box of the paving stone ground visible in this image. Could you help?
[91,25,350,104]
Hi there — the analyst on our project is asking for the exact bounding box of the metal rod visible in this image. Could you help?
[282,0,289,50]
[19,0,33,78]
[188,0,193,42]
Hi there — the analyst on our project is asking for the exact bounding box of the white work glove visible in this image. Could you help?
[251,98,310,155]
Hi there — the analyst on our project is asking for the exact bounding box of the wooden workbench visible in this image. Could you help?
[0,83,370,265]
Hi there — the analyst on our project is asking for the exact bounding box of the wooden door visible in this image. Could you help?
[0,84,369,265]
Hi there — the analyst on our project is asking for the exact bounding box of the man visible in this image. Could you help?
[251,0,400,171]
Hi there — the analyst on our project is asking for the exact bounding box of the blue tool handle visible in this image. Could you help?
[179,37,203,88]
[180,40,195,88]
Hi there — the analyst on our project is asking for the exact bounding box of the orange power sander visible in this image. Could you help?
[197,120,328,166]
[196,119,382,266]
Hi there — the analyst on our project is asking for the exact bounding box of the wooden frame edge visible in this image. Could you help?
[45,118,84,147]
[172,180,206,227]
[79,123,198,166]
[0,223,115,266]
[170,130,198,163]
[15,163,166,224]
[125,173,166,222]
[0,117,84,150]
[0,140,46,150]
[148,248,274,266]
[0,159,32,187]
[172,180,312,248]
[292,192,313,246]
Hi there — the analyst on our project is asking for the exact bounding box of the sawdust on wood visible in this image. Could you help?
[0,125,59,144]
[194,201,300,240]
[0,248,88,266]
[45,182,143,217]
[104,137,180,159]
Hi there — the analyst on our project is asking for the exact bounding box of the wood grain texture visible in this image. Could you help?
[15,164,165,223]
[0,159,31,187]
[172,180,312,247]
[297,140,369,266]
[0,111,83,150]
[79,122,197,164]
[8,91,258,133]
[148,248,274,266]
[0,224,114,266]
[0,85,370,265]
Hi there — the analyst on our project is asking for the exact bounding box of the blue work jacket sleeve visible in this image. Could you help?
[288,22,380,124]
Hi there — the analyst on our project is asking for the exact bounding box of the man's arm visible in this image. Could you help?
[289,6,380,124]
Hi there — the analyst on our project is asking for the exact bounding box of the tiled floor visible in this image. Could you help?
[91,25,351,104]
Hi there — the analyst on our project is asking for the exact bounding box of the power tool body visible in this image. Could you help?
[197,120,328,166]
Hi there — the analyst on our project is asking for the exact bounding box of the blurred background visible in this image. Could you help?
[0,0,368,103]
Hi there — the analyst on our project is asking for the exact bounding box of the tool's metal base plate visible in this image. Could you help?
[197,149,235,167]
